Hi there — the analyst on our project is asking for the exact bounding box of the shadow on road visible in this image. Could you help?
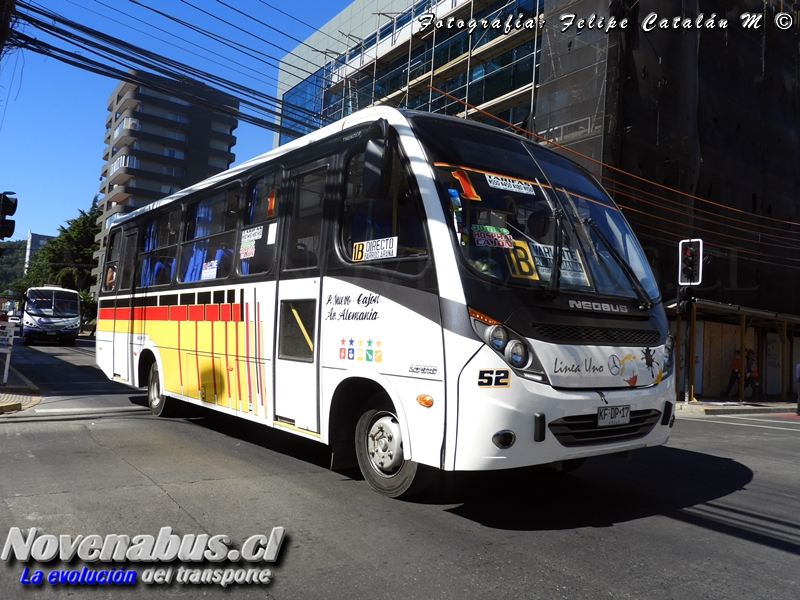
[443,447,752,531]
[128,396,770,552]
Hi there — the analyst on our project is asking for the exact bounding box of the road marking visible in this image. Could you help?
[722,415,800,424]
[34,407,148,414]
[688,418,800,432]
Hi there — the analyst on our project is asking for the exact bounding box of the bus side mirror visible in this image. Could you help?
[363,118,392,198]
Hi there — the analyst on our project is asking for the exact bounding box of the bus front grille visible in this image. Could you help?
[548,409,661,447]
[530,325,661,346]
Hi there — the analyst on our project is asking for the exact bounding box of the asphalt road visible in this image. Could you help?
[1,339,799,599]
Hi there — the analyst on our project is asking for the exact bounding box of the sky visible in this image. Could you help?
[0,0,354,239]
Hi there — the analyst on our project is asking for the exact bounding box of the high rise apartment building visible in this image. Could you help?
[92,72,239,295]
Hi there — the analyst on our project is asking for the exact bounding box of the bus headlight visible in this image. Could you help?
[485,325,508,351]
[469,306,548,384]
[505,340,529,369]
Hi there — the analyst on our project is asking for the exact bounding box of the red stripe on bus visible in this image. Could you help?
[233,304,241,322]
[257,301,265,408]
[188,305,205,321]
[220,304,231,321]
[195,322,200,394]
[98,308,115,320]
[224,320,231,404]
[211,318,217,399]
[145,306,169,320]
[245,302,253,409]
[170,305,187,321]
[206,305,219,321]
[132,307,145,321]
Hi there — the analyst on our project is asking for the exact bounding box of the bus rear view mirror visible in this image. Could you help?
[363,119,392,198]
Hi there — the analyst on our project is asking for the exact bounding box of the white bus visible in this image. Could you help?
[96,107,675,498]
[22,286,82,346]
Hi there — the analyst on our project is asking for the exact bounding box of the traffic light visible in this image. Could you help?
[0,192,17,239]
[678,238,703,286]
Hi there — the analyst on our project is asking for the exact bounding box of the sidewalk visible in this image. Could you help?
[675,393,799,416]
[0,364,41,414]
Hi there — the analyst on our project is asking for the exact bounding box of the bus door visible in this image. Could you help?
[273,161,329,432]
[112,228,139,382]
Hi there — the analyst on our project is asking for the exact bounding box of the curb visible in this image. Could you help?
[0,366,42,415]
[675,403,798,416]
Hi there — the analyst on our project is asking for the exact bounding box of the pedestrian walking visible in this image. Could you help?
[745,349,759,399]
[723,348,741,397]
[795,361,800,415]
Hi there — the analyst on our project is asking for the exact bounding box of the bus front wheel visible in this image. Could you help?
[355,397,419,498]
[147,362,173,417]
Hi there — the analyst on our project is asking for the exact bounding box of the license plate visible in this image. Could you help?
[597,405,630,427]
[46,332,56,336]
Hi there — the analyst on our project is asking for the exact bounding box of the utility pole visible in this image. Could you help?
[0,0,17,57]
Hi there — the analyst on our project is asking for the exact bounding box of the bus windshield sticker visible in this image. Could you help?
[505,240,540,279]
[352,237,398,262]
[485,173,537,196]
[267,222,277,245]
[471,224,514,248]
[240,226,263,259]
[527,242,590,286]
[201,260,218,280]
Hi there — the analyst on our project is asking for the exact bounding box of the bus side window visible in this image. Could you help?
[139,208,180,287]
[179,188,239,283]
[240,172,278,276]
[102,230,122,293]
[119,231,138,291]
[341,150,427,263]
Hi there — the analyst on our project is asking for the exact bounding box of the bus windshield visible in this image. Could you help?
[410,116,659,302]
[26,289,80,318]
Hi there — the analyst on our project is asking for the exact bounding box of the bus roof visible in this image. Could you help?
[110,105,411,229]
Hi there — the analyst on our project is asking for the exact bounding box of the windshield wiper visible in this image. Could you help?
[583,218,653,310]
[535,178,563,298]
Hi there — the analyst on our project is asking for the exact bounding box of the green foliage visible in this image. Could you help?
[0,240,27,295]
[10,197,101,299]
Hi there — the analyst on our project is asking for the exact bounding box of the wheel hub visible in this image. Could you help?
[367,414,403,476]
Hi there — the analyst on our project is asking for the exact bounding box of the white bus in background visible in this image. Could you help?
[21,286,81,346]
[96,107,676,498]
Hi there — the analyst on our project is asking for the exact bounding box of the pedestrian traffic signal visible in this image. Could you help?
[0,192,17,239]
[678,238,703,286]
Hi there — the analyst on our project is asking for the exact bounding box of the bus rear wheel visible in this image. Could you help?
[147,362,173,417]
[355,397,419,498]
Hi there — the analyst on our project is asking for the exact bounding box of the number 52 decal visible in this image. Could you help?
[477,369,510,388]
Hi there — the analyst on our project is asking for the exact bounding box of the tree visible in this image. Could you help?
[0,240,27,293]
[10,197,101,298]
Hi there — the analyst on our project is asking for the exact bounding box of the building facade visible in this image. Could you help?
[92,71,239,296]
[278,0,800,398]
[25,231,54,274]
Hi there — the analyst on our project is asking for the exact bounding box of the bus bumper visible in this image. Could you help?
[22,326,79,343]
[453,348,674,472]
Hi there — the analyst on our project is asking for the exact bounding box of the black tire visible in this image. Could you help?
[355,396,420,498]
[147,362,173,417]
[22,337,33,346]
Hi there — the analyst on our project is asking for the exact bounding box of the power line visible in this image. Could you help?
[12,2,325,135]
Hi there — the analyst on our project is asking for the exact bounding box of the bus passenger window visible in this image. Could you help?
[284,168,325,271]
[102,230,121,293]
[119,232,138,291]
[341,151,427,263]
[139,209,180,288]
[240,172,278,276]
[179,188,239,283]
